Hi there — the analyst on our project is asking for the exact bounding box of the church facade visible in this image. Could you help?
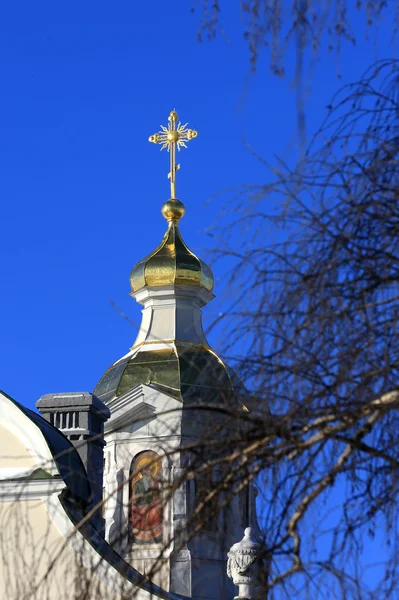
[0,111,261,600]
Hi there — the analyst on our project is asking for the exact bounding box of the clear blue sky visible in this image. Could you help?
[0,1,394,408]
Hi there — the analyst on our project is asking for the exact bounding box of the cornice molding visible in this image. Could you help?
[0,477,65,501]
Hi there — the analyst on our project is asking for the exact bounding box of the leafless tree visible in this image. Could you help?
[203,57,399,598]
[192,1,399,76]
[4,59,399,600]
[191,1,399,141]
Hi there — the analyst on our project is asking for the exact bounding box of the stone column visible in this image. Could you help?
[169,466,192,596]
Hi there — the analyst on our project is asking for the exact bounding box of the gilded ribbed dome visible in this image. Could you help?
[130,199,214,294]
[94,342,245,406]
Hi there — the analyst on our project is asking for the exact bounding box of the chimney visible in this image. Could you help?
[36,392,110,534]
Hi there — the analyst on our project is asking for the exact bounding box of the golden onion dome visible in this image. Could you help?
[130,199,214,294]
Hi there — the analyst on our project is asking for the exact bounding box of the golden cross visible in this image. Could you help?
[149,110,198,199]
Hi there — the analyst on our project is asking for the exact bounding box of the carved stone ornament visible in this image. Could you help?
[227,527,261,599]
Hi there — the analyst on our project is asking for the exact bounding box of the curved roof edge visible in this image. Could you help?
[0,390,91,505]
[60,492,190,600]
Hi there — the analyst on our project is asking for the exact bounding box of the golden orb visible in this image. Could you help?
[161,199,185,222]
[167,130,179,143]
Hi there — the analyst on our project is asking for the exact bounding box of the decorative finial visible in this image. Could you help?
[227,528,263,599]
[149,109,198,201]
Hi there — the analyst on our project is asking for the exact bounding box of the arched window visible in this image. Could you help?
[129,450,163,544]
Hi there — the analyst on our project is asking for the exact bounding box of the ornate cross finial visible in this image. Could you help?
[149,110,198,199]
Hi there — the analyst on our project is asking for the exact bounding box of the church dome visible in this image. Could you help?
[95,197,240,406]
[94,341,244,405]
[94,109,244,409]
[130,199,214,294]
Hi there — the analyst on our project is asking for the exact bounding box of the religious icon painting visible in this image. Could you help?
[130,451,163,544]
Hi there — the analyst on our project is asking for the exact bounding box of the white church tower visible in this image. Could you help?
[93,111,259,599]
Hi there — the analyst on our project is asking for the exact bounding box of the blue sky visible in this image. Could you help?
[0,1,395,408]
